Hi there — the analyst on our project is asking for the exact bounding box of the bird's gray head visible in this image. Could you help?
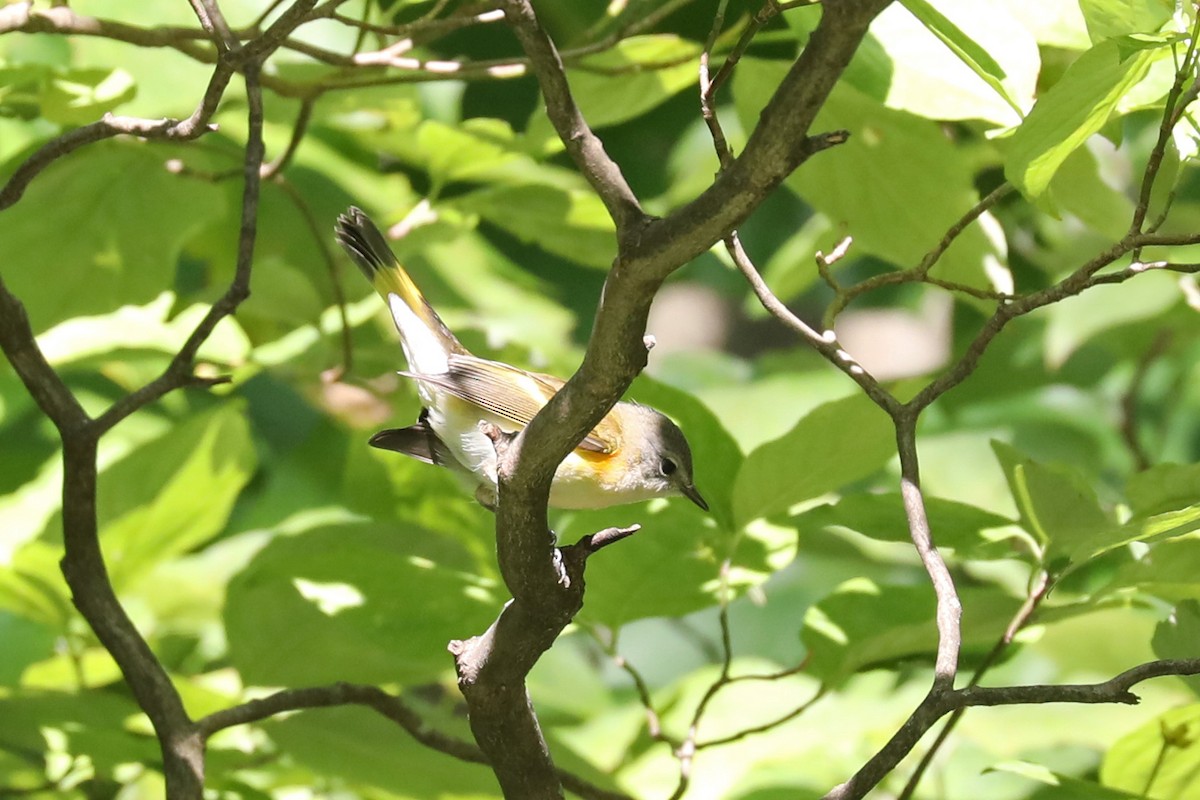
[625,405,708,511]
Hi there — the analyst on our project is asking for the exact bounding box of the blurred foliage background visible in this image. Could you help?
[3,0,1200,798]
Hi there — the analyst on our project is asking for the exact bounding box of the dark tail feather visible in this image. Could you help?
[335,206,397,282]
[369,420,456,467]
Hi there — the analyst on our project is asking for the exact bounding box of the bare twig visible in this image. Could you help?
[1131,13,1200,235]
[824,658,1200,800]
[331,3,504,37]
[728,232,898,412]
[0,113,219,211]
[188,0,239,51]
[897,570,1052,800]
[823,183,1013,324]
[0,278,90,433]
[1118,331,1173,472]
[696,686,826,749]
[273,176,354,376]
[261,97,314,179]
[92,59,268,434]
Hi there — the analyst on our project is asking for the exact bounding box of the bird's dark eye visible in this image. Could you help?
[660,458,677,476]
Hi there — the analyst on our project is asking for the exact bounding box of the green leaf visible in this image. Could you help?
[34,292,250,367]
[1043,270,1178,368]
[0,691,159,776]
[453,183,616,269]
[991,761,1143,799]
[96,403,257,589]
[0,139,226,332]
[1079,0,1173,43]
[1101,703,1200,798]
[0,612,55,687]
[558,500,731,628]
[801,579,1020,685]
[1048,145,1135,238]
[897,0,1025,118]
[526,35,700,151]
[994,0,1093,49]
[265,705,505,798]
[1127,463,1200,517]
[791,493,1020,560]
[1004,37,1168,199]
[416,232,578,360]
[991,440,1110,564]
[40,67,135,125]
[417,118,526,188]
[225,522,500,686]
[1151,600,1200,697]
[1076,504,1200,565]
[1104,539,1200,603]
[734,62,1001,287]
[733,394,894,528]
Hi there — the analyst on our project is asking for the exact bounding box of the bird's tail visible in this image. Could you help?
[335,206,466,374]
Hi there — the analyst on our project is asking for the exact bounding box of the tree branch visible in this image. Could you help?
[0,278,89,434]
[499,0,644,233]
[457,3,895,797]
[824,658,1200,800]
[197,683,632,800]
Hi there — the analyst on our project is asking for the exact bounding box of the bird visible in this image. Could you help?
[334,206,708,512]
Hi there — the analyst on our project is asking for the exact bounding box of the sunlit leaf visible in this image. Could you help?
[734,61,1000,287]
[1151,600,1200,697]
[733,394,894,528]
[991,440,1111,564]
[97,403,257,589]
[792,493,1021,561]
[225,522,500,686]
[801,579,1020,685]
[1004,37,1170,199]
[0,140,225,332]
[454,183,616,269]
[1078,0,1173,43]
[897,0,1026,120]
[991,761,1142,799]
[1127,463,1200,517]
[1101,704,1200,798]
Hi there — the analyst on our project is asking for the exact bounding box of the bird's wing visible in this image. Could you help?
[405,354,622,454]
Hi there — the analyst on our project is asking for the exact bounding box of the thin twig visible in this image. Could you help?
[92,56,270,434]
[824,657,1200,800]
[897,570,1052,800]
[499,0,644,233]
[823,183,1013,325]
[272,177,354,376]
[696,685,826,749]
[261,97,314,179]
[1118,331,1173,472]
[727,232,898,413]
[1131,12,1200,236]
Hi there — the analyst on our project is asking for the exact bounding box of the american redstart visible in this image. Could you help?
[335,207,708,512]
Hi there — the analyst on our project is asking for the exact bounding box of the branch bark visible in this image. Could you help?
[458,1,896,797]
[824,658,1200,800]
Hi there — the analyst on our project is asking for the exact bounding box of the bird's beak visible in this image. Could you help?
[681,483,709,512]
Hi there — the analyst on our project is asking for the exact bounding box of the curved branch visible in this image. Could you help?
[197,683,633,800]
[500,0,644,233]
[825,658,1200,800]
[630,0,893,275]
[0,277,89,433]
